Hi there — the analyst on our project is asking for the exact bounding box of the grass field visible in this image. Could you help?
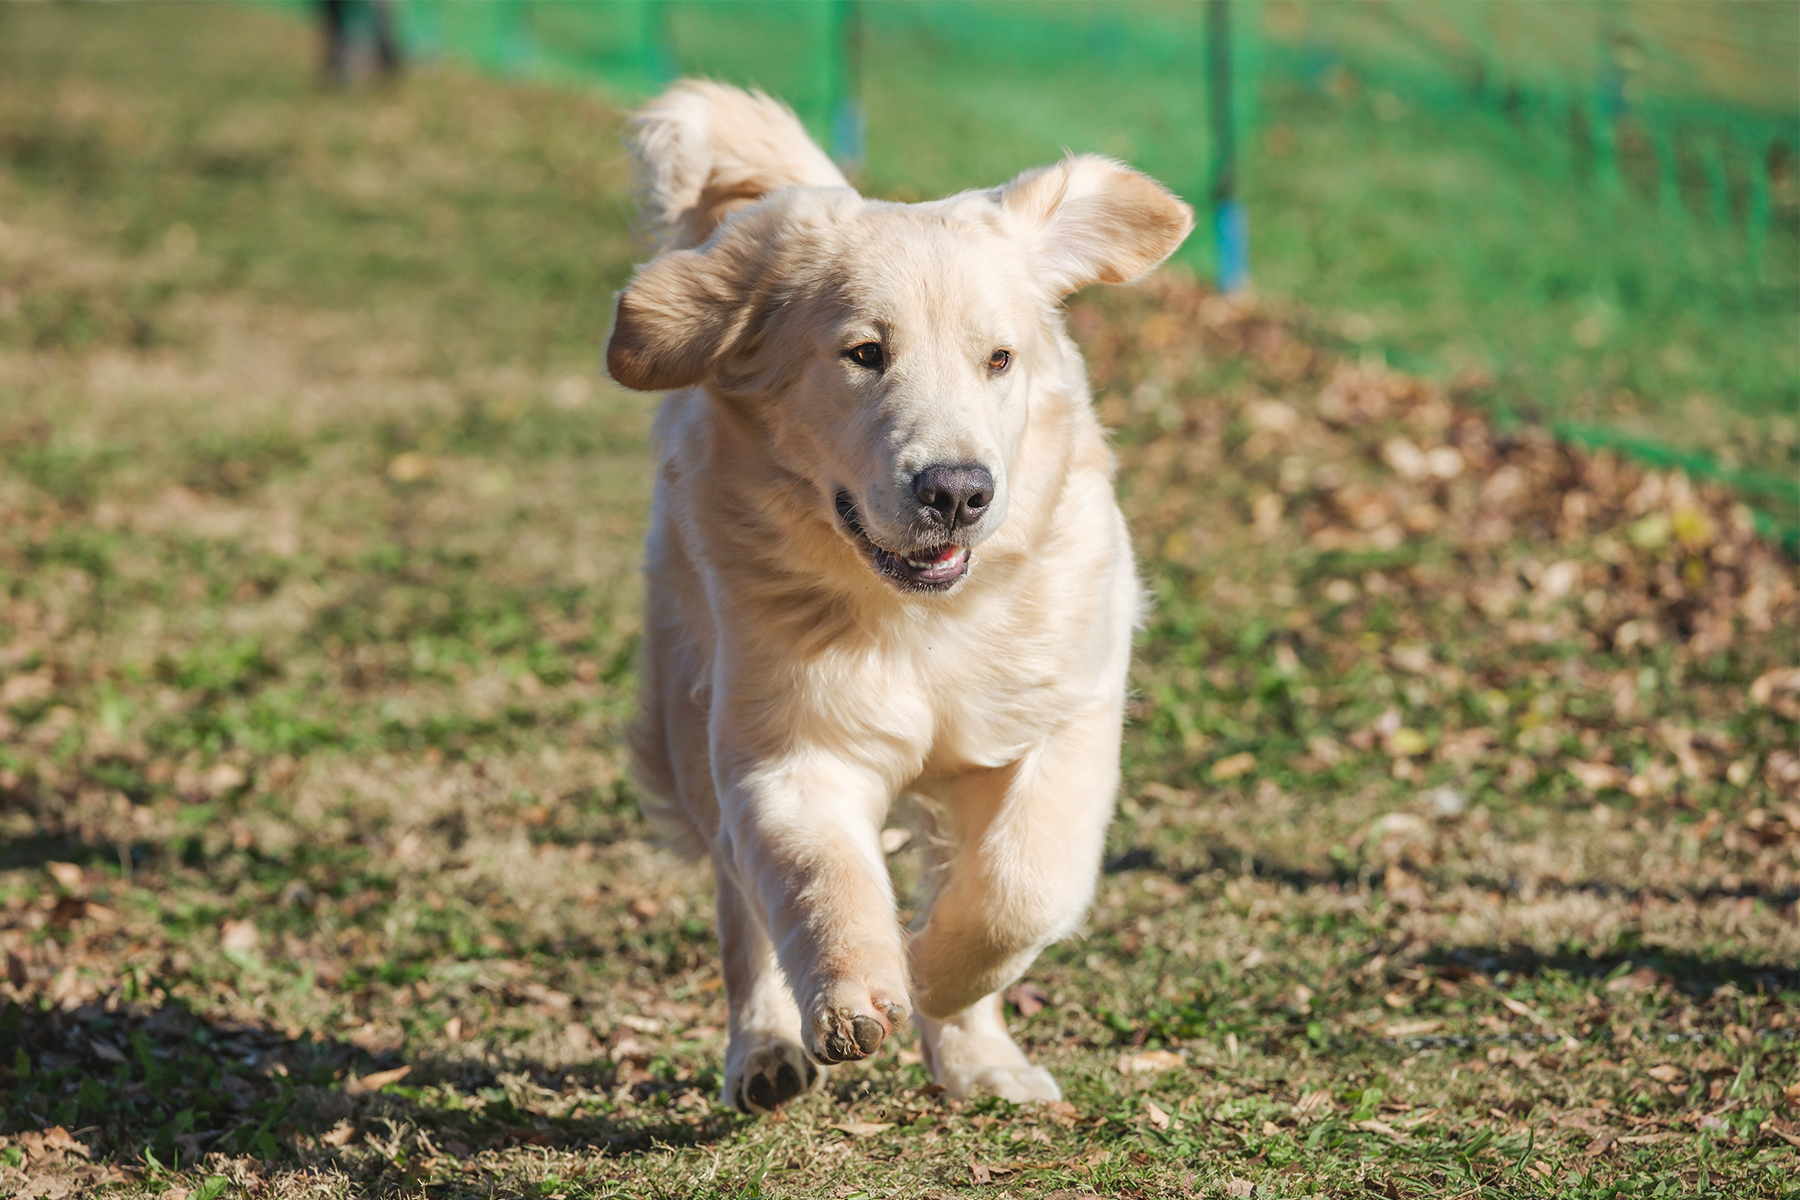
[2,5,1798,1199]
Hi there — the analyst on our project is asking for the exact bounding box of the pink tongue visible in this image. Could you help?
[919,546,961,564]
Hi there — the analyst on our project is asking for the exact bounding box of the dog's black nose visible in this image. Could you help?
[913,464,994,530]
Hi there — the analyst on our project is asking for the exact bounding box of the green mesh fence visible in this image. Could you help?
[311,0,1798,542]
[1245,2,1799,545]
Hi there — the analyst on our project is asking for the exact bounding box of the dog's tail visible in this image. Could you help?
[629,80,849,251]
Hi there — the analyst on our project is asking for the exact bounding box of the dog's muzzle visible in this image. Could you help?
[835,493,971,592]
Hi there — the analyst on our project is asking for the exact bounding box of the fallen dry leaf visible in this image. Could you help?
[968,1160,1001,1184]
[1226,1179,1257,1198]
[1499,996,1546,1025]
[1382,865,1428,908]
[1583,1131,1616,1156]
[343,1065,411,1095]
[1117,1049,1184,1075]
[1383,726,1431,757]
[1294,1090,1334,1115]
[45,863,83,890]
[1647,1064,1683,1083]
[1749,666,1800,706]
[14,1126,82,1170]
[219,919,260,954]
[386,451,431,483]
[1143,1098,1171,1130]
[11,1175,76,1200]
[1357,1119,1409,1141]
[1211,751,1256,781]
[1005,981,1050,1017]
[1606,967,1662,993]
[319,1122,358,1147]
[1569,761,1624,793]
[628,895,661,919]
[88,1038,125,1065]
[826,1122,893,1138]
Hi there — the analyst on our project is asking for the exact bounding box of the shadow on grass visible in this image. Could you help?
[1103,842,1356,893]
[0,994,737,1173]
[1422,943,1800,998]
[1104,840,1800,910]
[0,834,153,877]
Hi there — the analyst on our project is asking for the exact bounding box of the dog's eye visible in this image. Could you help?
[846,342,885,371]
[987,349,1012,373]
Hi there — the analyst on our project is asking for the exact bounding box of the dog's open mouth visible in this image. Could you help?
[835,493,971,592]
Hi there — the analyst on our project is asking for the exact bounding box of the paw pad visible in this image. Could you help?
[730,1041,821,1114]
[815,1001,906,1063]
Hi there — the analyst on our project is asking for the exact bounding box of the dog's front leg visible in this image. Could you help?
[907,698,1123,1101]
[716,748,910,1069]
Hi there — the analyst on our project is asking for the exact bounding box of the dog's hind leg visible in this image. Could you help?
[907,699,1123,1101]
[916,990,1060,1103]
[717,861,824,1113]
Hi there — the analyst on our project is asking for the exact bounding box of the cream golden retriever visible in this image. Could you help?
[606,81,1192,1111]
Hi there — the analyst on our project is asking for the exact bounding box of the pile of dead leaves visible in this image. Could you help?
[0,1123,140,1199]
[1072,278,1797,815]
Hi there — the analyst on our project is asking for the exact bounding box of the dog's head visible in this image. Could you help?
[608,83,1193,594]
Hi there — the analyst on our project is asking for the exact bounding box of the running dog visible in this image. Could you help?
[606,82,1192,1111]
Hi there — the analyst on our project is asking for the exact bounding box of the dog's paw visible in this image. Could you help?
[917,999,1061,1102]
[803,980,909,1064]
[724,1037,823,1114]
[938,1062,1062,1103]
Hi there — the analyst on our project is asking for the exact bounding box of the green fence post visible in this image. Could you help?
[1646,109,1683,223]
[826,0,865,176]
[1542,85,1574,182]
[1209,0,1248,293]
[1699,130,1731,230]
[1586,87,1621,196]
[1743,127,1772,277]
[496,0,535,77]
[631,0,673,89]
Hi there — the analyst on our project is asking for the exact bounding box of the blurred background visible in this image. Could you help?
[1,3,1797,1195]
[383,0,1800,537]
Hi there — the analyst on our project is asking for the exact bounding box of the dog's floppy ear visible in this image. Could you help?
[998,154,1195,297]
[607,242,756,392]
[632,80,849,250]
